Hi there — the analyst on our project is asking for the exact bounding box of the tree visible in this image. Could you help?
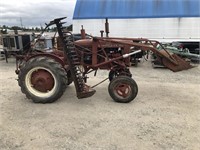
[11,26,22,30]
[2,25,8,29]
[35,27,40,32]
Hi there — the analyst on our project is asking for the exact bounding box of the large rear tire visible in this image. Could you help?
[18,56,68,103]
[108,76,138,103]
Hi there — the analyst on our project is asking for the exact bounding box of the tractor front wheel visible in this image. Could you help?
[108,76,138,103]
[18,56,68,103]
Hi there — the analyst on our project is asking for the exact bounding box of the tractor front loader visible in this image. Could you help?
[15,17,192,103]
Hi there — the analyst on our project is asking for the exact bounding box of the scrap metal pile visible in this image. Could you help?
[160,43,200,62]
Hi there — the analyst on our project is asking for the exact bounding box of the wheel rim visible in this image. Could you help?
[114,83,131,98]
[25,67,57,98]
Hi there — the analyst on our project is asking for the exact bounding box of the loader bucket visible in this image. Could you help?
[158,50,193,72]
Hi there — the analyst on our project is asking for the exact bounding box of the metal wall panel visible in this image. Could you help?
[73,18,200,41]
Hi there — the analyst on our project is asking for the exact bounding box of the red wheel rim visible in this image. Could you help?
[114,83,131,98]
[31,69,54,92]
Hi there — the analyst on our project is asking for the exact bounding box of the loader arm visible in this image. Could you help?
[97,38,192,72]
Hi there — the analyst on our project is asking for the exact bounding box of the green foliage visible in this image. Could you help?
[11,26,21,30]
[0,24,73,32]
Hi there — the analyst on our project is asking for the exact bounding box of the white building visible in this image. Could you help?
[73,0,200,42]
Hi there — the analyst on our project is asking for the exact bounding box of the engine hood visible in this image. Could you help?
[74,39,93,47]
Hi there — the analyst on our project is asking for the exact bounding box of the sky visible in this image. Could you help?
[0,0,76,27]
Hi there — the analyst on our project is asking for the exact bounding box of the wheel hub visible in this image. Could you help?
[115,83,131,98]
[31,69,54,92]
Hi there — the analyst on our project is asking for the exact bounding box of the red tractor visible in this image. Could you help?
[15,17,192,103]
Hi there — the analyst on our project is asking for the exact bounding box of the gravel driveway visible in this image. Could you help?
[0,58,199,150]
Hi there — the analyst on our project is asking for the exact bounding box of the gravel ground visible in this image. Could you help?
[0,57,199,150]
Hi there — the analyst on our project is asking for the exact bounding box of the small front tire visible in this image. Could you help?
[108,76,138,103]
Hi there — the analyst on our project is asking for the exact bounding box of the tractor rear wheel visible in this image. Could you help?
[108,76,138,103]
[18,56,68,103]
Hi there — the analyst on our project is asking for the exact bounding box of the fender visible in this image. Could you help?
[27,53,69,71]
[15,52,70,75]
